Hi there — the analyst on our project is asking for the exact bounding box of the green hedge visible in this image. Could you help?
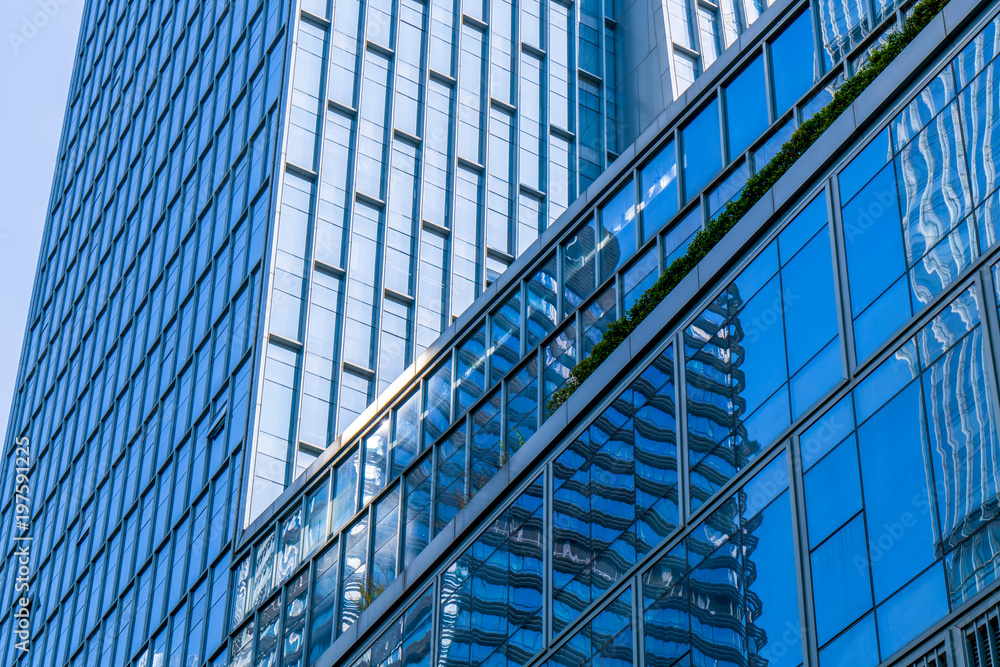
[547,0,949,414]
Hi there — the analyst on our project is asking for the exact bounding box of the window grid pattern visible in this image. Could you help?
[247,0,912,522]
[236,0,916,610]
[0,0,294,665]
[248,0,636,516]
[230,9,1000,667]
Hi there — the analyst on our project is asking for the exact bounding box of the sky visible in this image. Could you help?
[0,0,86,439]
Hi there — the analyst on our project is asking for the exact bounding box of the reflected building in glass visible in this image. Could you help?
[8,0,1000,666]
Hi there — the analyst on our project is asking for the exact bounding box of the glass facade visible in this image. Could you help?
[246,0,919,517]
[245,0,650,517]
[0,0,294,665]
[228,4,1000,667]
[5,0,1000,667]
[227,0,911,642]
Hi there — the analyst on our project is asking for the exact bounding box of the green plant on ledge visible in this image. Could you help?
[356,568,391,612]
[546,0,950,415]
[470,436,514,494]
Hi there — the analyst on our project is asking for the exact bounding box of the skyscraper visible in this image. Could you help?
[7,0,1000,666]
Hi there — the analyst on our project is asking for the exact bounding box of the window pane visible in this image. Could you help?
[563,219,598,312]
[471,390,503,495]
[858,383,936,602]
[507,357,539,449]
[818,614,878,667]
[724,54,769,160]
[769,11,816,113]
[744,491,802,667]
[491,292,521,385]
[622,247,659,313]
[842,162,904,317]
[640,139,678,241]
[392,391,421,476]
[544,322,578,406]
[304,478,330,556]
[456,325,487,415]
[782,227,839,374]
[804,435,862,548]
[423,361,452,448]
[600,182,638,280]
[435,426,468,533]
[582,285,618,357]
[363,419,391,506]
[404,455,433,567]
[682,98,723,202]
[663,208,702,265]
[875,564,948,657]
[333,451,360,533]
[526,254,559,348]
[811,515,872,645]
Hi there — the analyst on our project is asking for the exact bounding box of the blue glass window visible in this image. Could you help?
[544,322,578,406]
[438,476,545,664]
[362,419,390,505]
[663,208,701,265]
[803,285,998,660]
[435,426,467,534]
[553,347,677,633]
[640,139,678,241]
[470,391,503,495]
[491,291,521,385]
[391,391,421,477]
[725,54,769,160]
[600,182,638,280]
[582,285,618,357]
[781,221,838,373]
[455,325,487,415]
[811,515,872,645]
[526,254,559,347]
[875,565,948,657]
[309,541,339,663]
[745,490,802,667]
[894,104,970,266]
[892,66,955,152]
[643,454,799,666]
[753,119,795,172]
[687,208,839,509]
[563,219,598,313]
[804,435,863,547]
[341,516,369,632]
[839,128,891,205]
[372,486,400,585]
[304,477,330,556]
[923,328,1000,551]
[769,10,816,113]
[682,98,723,202]
[403,455,432,568]
[708,161,749,218]
[622,246,659,313]
[960,58,1000,203]
[842,162,904,316]
[858,383,937,602]
[818,614,878,667]
[507,357,539,448]
[423,361,452,448]
[332,450,360,534]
